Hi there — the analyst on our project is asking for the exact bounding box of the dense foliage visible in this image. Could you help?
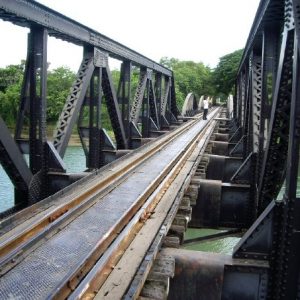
[0,49,243,127]
[47,67,76,121]
[0,64,75,126]
[160,57,214,108]
[212,49,243,97]
[0,62,24,125]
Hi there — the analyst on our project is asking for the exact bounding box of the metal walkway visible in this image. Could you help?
[0,109,220,299]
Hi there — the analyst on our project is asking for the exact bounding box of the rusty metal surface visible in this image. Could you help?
[212,141,229,156]
[206,155,226,180]
[190,179,222,228]
[166,248,232,300]
[206,155,243,182]
[214,133,229,141]
[220,184,250,228]
[0,111,218,299]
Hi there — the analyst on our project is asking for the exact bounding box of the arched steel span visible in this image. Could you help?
[181,94,214,117]
[181,93,198,117]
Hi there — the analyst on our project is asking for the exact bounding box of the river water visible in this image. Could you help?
[0,146,86,213]
[0,146,299,254]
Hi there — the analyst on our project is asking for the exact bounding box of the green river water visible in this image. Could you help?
[183,228,241,254]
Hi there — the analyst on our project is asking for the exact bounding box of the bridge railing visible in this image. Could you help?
[0,0,182,211]
[234,0,300,297]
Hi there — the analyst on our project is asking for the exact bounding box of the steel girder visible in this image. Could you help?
[0,0,179,211]
[251,53,262,155]
[258,19,294,212]
[101,53,127,149]
[236,0,290,214]
[232,1,300,299]
[130,68,148,127]
[129,68,162,139]
[148,79,160,129]
[267,21,300,299]
[160,76,174,126]
[118,61,132,139]
[181,93,199,117]
[53,47,128,159]
[25,26,50,203]
[170,77,179,119]
[27,26,48,175]
[0,116,32,205]
[238,0,284,75]
[53,49,95,158]
[154,73,163,121]
[0,1,172,76]
[74,49,127,168]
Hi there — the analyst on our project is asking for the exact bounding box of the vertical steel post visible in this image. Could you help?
[88,68,103,169]
[155,73,162,129]
[118,61,131,139]
[28,26,48,175]
[259,26,280,169]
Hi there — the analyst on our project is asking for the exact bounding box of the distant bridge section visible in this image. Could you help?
[181,94,214,117]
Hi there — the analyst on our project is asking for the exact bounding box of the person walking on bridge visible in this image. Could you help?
[203,98,209,120]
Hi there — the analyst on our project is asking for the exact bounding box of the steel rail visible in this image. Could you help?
[46,108,219,299]
[70,109,221,300]
[0,0,172,76]
[0,110,207,272]
[0,109,219,299]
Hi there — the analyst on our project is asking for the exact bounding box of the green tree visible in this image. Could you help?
[160,57,214,109]
[0,62,24,93]
[47,66,76,121]
[0,63,76,125]
[0,63,24,125]
[213,49,243,97]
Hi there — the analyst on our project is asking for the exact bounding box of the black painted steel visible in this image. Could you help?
[258,26,294,212]
[0,0,172,76]
[232,0,300,298]
[118,61,132,139]
[54,49,95,158]
[267,24,300,300]
[0,116,32,204]
[0,0,178,210]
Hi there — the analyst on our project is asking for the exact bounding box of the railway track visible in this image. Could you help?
[0,108,221,299]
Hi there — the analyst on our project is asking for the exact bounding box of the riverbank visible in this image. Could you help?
[7,125,90,147]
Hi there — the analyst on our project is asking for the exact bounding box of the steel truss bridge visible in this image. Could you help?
[0,0,299,299]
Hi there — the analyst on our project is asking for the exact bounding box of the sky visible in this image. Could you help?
[0,0,261,71]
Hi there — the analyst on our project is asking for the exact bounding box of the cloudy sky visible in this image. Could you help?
[0,0,260,71]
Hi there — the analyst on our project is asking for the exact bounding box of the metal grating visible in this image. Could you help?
[0,115,212,299]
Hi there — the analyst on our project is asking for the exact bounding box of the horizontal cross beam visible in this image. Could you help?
[237,0,284,74]
[0,0,172,76]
